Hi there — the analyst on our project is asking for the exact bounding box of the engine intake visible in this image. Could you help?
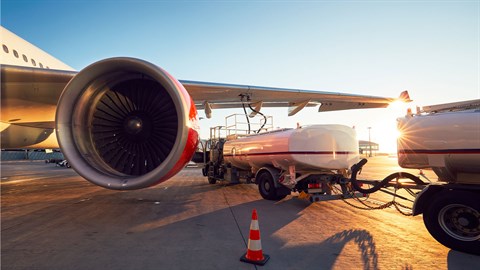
[56,58,198,190]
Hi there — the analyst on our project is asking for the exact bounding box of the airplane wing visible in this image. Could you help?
[181,80,404,117]
[1,64,407,150]
[1,65,407,125]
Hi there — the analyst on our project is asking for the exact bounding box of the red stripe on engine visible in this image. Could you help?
[153,127,199,186]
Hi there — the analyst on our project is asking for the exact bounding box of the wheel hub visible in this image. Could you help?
[439,204,480,241]
[264,181,271,191]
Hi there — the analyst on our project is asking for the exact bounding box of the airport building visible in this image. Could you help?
[1,149,64,161]
[359,140,379,156]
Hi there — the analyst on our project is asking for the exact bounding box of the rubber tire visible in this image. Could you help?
[423,191,480,255]
[258,171,286,201]
[202,165,209,177]
[208,177,216,184]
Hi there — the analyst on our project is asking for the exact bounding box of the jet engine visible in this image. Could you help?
[56,58,199,190]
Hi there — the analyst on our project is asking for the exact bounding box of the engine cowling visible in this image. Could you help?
[55,58,199,190]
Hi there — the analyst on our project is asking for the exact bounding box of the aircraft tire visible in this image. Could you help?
[423,191,480,255]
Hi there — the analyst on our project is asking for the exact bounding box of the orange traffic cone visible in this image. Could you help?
[240,209,270,265]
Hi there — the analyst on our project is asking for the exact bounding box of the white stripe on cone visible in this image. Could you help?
[247,239,262,251]
[250,220,259,230]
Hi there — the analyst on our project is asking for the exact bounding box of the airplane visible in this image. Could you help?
[0,26,409,190]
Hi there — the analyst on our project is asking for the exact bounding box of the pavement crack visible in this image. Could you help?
[221,187,247,248]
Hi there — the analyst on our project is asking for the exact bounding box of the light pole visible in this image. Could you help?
[367,127,372,157]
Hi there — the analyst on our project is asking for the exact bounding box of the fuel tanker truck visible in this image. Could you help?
[205,124,360,200]
[395,99,480,255]
[202,99,480,255]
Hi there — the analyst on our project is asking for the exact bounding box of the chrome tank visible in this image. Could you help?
[223,125,359,172]
[397,109,480,183]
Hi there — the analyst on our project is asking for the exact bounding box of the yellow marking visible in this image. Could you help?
[298,191,310,200]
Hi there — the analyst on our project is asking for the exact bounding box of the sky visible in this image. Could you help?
[2,0,479,153]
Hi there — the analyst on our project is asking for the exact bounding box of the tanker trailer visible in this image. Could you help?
[205,124,362,201]
[396,100,480,255]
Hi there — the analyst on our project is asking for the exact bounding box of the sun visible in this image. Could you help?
[388,100,411,116]
[369,107,406,153]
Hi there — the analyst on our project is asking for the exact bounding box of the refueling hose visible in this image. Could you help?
[350,159,427,194]
[248,103,267,133]
[242,102,251,134]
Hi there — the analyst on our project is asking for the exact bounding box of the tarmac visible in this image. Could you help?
[1,157,480,270]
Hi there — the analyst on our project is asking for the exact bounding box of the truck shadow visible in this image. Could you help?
[265,228,379,270]
[323,229,378,270]
[122,195,380,270]
[447,250,480,269]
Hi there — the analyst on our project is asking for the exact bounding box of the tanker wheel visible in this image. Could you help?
[423,191,480,255]
[202,164,209,177]
[258,171,285,201]
[208,177,217,184]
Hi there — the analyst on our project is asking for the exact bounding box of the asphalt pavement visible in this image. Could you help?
[1,157,479,269]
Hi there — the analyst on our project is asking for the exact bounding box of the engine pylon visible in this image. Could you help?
[240,209,270,265]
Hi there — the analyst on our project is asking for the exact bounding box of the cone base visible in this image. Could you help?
[240,253,270,266]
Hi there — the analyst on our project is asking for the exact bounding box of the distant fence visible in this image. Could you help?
[1,150,64,161]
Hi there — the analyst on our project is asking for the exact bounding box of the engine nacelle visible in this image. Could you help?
[56,58,199,190]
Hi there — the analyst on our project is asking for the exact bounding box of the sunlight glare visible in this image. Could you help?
[387,100,409,117]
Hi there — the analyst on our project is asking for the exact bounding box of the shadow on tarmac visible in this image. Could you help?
[2,186,382,270]
[447,250,480,270]
[3,165,478,270]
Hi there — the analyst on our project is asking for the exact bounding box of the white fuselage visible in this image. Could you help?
[223,125,359,173]
[1,26,75,149]
[1,26,74,70]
